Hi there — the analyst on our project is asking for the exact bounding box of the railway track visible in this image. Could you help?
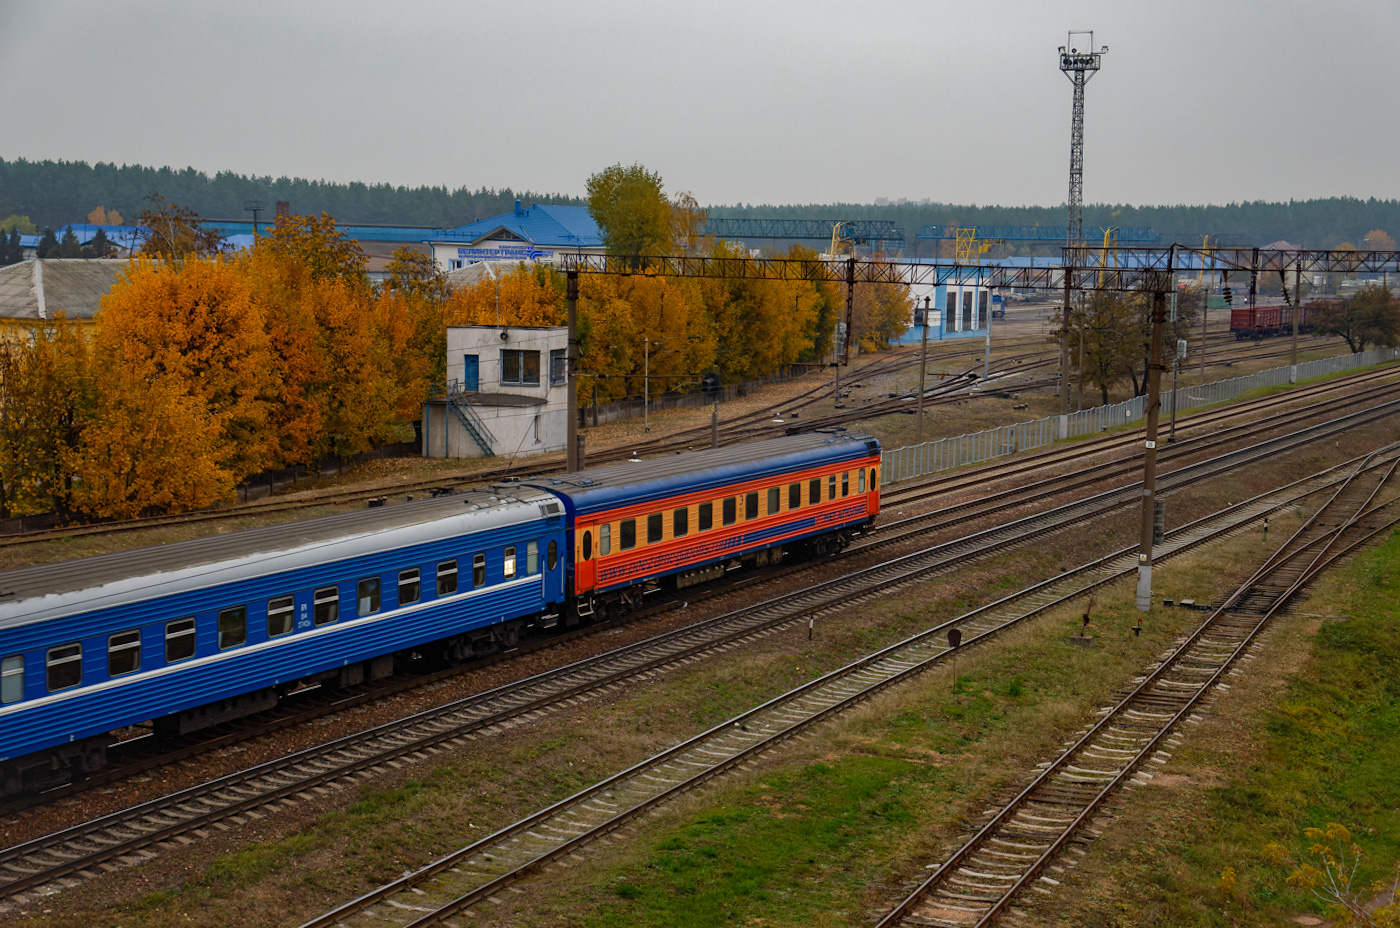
[2,400,1394,905]
[291,446,1400,928]
[873,449,1400,927]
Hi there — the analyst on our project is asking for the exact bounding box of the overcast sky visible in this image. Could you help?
[3,0,1396,208]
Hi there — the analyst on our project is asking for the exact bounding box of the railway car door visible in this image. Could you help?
[576,523,598,595]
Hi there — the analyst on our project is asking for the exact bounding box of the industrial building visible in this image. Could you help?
[425,202,604,273]
[421,325,570,460]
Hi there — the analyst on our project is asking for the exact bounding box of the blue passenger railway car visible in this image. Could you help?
[525,431,882,619]
[0,488,567,797]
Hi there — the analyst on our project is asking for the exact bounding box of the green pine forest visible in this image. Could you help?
[3,157,1398,249]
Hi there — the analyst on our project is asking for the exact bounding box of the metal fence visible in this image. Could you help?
[881,346,1400,485]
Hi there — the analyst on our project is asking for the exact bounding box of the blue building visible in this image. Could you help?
[425,201,604,272]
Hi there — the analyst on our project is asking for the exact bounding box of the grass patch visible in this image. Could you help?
[1040,528,1400,926]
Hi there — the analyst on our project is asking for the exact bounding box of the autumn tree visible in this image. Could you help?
[850,260,912,352]
[1066,294,1143,404]
[444,263,565,328]
[136,195,226,260]
[245,221,431,463]
[1,215,37,234]
[1363,229,1397,251]
[66,370,234,520]
[90,255,278,492]
[1311,284,1400,352]
[0,318,92,518]
[262,212,366,282]
[299,277,405,457]
[86,205,122,226]
[586,163,673,267]
[670,192,710,257]
[383,245,448,302]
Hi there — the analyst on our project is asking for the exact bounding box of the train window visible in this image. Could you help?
[527,541,539,574]
[583,531,593,560]
[600,524,611,555]
[870,467,877,490]
[504,546,517,580]
[767,487,780,515]
[621,519,636,550]
[46,643,82,692]
[647,513,663,544]
[810,478,821,505]
[166,618,197,662]
[357,578,380,616]
[722,497,736,526]
[218,607,247,650]
[828,474,836,500]
[267,597,295,638]
[399,569,421,606]
[745,493,758,520]
[314,587,340,625]
[699,502,713,531]
[547,540,558,570]
[673,507,688,537]
[473,553,487,586]
[789,483,801,509]
[1,655,21,704]
[859,469,866,493]
[437,562,458,596]
[842,472,850,497]
[108,630,142,676]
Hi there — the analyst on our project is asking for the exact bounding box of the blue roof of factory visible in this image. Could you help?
[429,202,602,248]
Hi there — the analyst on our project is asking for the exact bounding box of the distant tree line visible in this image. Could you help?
[5,157,1399,251]
[712,198,1400,253]
[0,157,584,231]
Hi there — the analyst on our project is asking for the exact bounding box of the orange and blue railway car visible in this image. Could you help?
[525,432,881,618]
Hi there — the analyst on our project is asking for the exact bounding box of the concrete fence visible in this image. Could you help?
[881,346,1400,485]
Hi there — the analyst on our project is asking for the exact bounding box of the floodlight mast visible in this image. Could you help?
[1059,32,1107,247]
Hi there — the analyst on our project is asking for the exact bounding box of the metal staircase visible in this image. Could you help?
[442,382,495,457]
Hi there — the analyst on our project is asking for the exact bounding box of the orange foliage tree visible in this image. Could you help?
[444,263,565,328]
[88,256,278,501]
[65,371,233,520]
[0,318,91,518]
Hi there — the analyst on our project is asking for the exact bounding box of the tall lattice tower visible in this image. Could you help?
[1059,32,1107,247]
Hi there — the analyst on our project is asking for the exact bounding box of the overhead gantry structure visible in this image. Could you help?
[699,218,906,253]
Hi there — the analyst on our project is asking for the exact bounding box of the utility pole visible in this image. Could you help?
[1290,259,1302,373]
[1059,277,1071,416]
[1136,256,1173,612]
[244,200,264,237]
[917,296,930,442]
[566,270,580,472]
[982,286,992,381]
[1059,33,1107,247]
[1199,271,1209,381]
